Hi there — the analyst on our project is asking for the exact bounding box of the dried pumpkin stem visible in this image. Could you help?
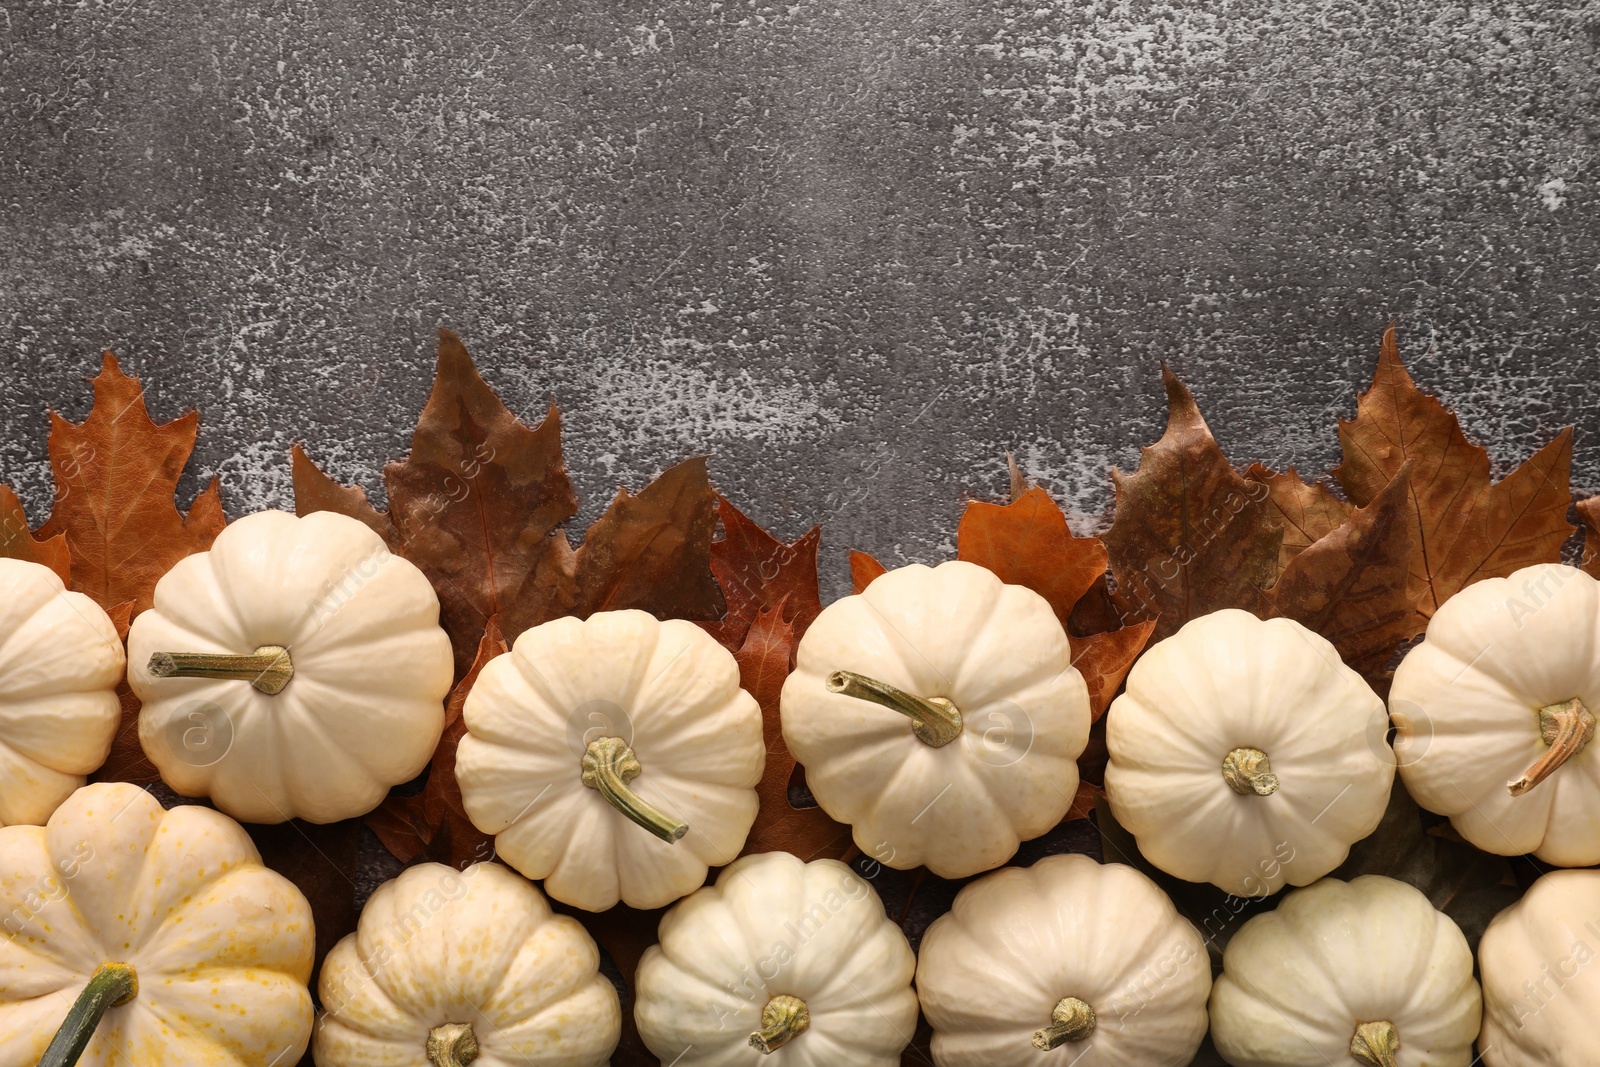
[147,645,294,696]
[1032,996,1097,1050]
[1350,1019,1400,1067]
[38,962,138,1067]
[1222,747,1280,796]
[582,736,688,843]
[1508,698,1596,797]
[749,994,811,1054]
[825,670,964,747]
[426,1022,479,1067]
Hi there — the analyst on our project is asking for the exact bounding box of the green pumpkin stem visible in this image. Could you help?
[37,962,137,1067]
[1032,996,1097,1050]
[1349,1019,1400,1067]
[581,736,688,843]
[825,670,963,747]
[749,994,811,1054]
[1509,698,1595,797]
[147,645,294,696]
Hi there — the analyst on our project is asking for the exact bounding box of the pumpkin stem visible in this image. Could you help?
[147,645,294,696]
[426,1022,479,1067]
[581,736,688,843]
[749,994,810,1054]
[1032,996,1097,1050]
[1222,747,1280,796]
[37,962,137,1067]
[825,670,964,747]
[1508,698,1595,797]
[1349,1019,1400,1067]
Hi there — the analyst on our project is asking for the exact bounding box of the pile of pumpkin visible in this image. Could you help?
[2,505,1596,1067]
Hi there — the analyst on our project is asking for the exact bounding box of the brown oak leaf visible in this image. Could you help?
[0,484,70,582]
[849,549,887,593]
[736,600,853,861]
[1334,325,1573,624]
[366,617,507,868]
[1073,620,1159,721]
[1103,366,1283,640]
[1265,463,1415,681]
[956,486,1107,632]
[289,444,394,542]
[701,494,822,651]
[1579,496,1600,578]
[39,352,225,616]
[1247,463,1353,573]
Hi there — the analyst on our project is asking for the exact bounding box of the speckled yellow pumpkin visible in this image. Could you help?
[314,861,620,1067]
[0,781,315,1066]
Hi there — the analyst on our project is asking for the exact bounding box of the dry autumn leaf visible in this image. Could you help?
[365,617,507,868]
[849,548,887,593]
[1579,496,1600,578]
[0,484,70,581]
[1247,462,1354,573]
[1103,366,1283,641]
[1264,464,1415,681]
[294,330,724,679]
[1334,325,1573,624]
[701,494,822,651]
[736,599,854,861]
[39,352,225,616]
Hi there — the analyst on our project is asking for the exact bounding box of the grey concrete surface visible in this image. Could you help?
[3,0,1597,604]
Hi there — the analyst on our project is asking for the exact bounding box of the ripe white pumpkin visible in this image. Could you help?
[1104,609,1394,896]
[915,853,1211,1067]
[0,558,124,828]
[454,609,764,911]
[0,782,314,1066]
[127,509,453,824]
[1209,876,1482,1067]
[1477,868,1600,1067]
[314,861,620,1067]
[634,851,917,1067]
[1389,563,1600,865]
[780,560,1091,879]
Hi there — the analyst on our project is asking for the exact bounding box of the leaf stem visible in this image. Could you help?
[1509,698,1595,797]
[147,645,294,696]
[38,962,137,1067]
[825,670,963,747]
[581,737,688,843]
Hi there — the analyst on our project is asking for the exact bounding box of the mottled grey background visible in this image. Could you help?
[3,0,1598,603]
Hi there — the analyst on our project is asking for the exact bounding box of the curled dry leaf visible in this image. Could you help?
[1334,324,1573,624]
[701,494,822,651]
[849,548,887,593]
[1580,496,1600,578]
[0,484,70,581]
[39,352,225,616]
[294,329,724,680]
[1103,366,1283,641]
[1263,463,1415,681]
[365,617,507,869]
[735,599,853,861]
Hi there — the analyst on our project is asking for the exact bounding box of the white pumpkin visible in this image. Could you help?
[634,851,917,1067]
[314,861,620,1067]
[454,609,764,911]
[0,781,314,1065]
[1209,876,1482,1067]
[1477,868,1600,1067]
[0,558,124,828]
[915,853,1211,1067]
[780,560,1091,879]
[1104,609,1394,896]
[1389,563,1600,865]
[127,509,453,824]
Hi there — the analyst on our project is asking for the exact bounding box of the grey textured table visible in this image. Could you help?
[4,1,1597,609]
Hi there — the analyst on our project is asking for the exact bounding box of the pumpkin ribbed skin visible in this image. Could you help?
[315,862,620,1067]
[916,854,1211,1067]
[1478,868,1600,1067]
[0,558,123,828]
[635,851,917,1067]
[128,509,453,824]
[1209,876,1481,1067]
[1390,564,1600,865]
[781,560,1091,879]
[1105,609,1393,896]
[455,609,764,911]
[0,782,314,1065]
